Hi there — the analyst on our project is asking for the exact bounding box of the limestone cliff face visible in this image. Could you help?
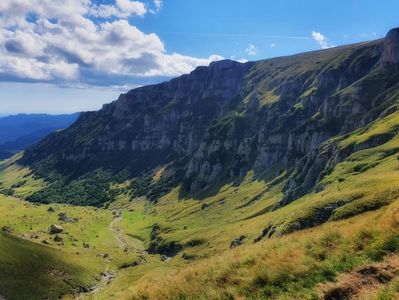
[21,29,399,206]
[381,28,399,64]
[23,59,254,173]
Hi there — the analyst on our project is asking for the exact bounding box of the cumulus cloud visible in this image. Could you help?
[91,0,147,18]
[311,31,335,49]
[245,44,257,56]
[0,0,223,87]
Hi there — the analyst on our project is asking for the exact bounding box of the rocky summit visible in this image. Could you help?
[381,27,399,64]
[20,28,399,208]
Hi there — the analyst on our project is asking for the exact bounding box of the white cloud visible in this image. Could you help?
[4,30,46,57]
[229,56,248,63]
[0,0,223,87]
[153,0,162,13]
[116,0,146,16]
[311,31,335,49]
[245,44,257,56]
[270,43,276,48]
[91,0,147,18]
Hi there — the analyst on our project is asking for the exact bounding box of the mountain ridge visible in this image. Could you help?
[19,30,399,209]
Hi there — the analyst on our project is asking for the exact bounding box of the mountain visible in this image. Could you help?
[0,29,399,300]
[21,28,399,207]
[0,113,79,159]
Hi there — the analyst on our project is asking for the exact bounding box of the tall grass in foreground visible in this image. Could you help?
[133,199,399,300]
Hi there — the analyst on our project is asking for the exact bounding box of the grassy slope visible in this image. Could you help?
[81,108,399,299]
[0,231,96,300]
[133,198,399,300]
[0,107,398,299]
[0,193,146,300]
[121,112,399,299]
[0,153,46,198]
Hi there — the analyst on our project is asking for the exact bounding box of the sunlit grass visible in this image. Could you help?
[133,200,399,299]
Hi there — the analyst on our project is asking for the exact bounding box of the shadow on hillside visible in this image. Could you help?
[178,164,288,202]
[0,233,87,299]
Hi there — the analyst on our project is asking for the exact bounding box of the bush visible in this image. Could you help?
[27,169,113,206]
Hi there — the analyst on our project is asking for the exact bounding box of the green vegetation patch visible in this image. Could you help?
[0,233,94,300]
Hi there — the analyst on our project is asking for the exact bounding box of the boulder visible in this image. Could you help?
[230,235,246,249]
[201,203,210,210]
[160,255,171,262]
[119,261,140,269]
[49,224,63,234]
[58,212,78,223]
[54,235,63,243]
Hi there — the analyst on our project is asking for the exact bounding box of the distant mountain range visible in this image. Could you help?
[0,113,79,159]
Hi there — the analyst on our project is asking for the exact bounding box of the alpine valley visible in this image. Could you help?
[1,28,399,300]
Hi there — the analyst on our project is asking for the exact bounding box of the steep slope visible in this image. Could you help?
[21,60,254,174]
[19,29,399,210]
[0,231,97,300]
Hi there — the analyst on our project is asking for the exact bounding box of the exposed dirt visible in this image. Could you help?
[110,210,145,253]
[76,211,147,298]
[318,255,399,300]
[89,270,116,294]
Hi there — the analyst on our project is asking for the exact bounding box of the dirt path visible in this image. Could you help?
[110,210,145,253]
[110,214,128,250]
[77,211,147,298]
[318,255,399,299]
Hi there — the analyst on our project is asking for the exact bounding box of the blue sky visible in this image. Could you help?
[0,0,398,115]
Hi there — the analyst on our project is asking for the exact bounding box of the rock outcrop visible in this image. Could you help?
[49,224,63,234]
[380,28,399,64]
[21,29,399,207]
[1,226,12,234]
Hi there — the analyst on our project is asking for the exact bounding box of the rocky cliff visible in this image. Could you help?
[21,28,399,206]
[381,28,399,64]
